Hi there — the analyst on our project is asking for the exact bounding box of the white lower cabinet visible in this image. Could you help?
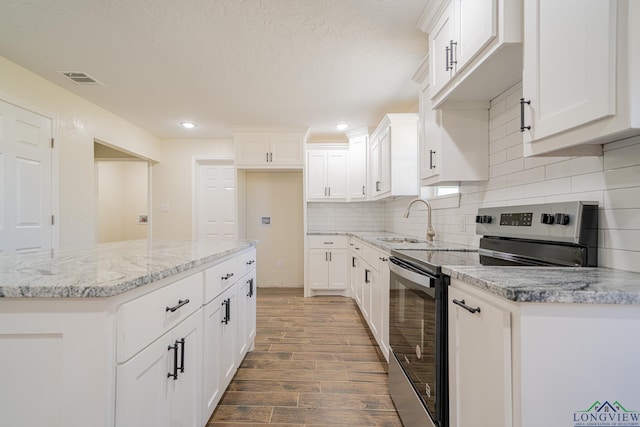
[449,278,640,427]
[116,309,203,427]
[448,284,512,427]
[0,248,257,427]
[237,270,257,361]
[307,236,349,293]
[350,238,390,361]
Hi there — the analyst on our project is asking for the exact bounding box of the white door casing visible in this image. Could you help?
[0,99,54,254]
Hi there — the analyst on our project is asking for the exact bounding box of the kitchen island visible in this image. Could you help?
[442,264,640,427]
[0,239,257,427]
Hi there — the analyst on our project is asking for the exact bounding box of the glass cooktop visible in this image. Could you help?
[391,249,480,275]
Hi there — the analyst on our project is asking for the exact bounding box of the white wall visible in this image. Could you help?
[152,138,234,240]
[384,82,640,273]
[96,161,148,242]
[0,56,161,249]
[246,172,304,287]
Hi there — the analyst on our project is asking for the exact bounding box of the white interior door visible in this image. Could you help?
[196,162,237,240]
[0,99,53,254]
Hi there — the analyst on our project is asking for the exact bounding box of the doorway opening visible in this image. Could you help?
[94,140,151,243]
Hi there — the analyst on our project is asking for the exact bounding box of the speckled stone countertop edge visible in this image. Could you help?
[443,266,640,305]
[307,231,476,252]
[0,240,256,299]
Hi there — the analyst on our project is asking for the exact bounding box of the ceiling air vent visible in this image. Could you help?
[57,71,106,86]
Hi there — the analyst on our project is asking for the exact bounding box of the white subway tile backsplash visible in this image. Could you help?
[604,187,640,209]
[506,166,545,187]
[601,209,640,230]
[545,156,604,180]
[524,178,572,198]
[491,158,524,177]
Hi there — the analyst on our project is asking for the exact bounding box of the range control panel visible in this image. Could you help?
[475,201,598,244]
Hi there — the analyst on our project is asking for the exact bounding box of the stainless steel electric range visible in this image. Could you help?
[388,201,598,427]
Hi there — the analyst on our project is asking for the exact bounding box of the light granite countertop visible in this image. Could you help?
[308,231,476,252]
[443,265,640,305]
[0,239,256,298]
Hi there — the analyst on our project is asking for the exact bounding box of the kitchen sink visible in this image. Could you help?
[378,237,424,244]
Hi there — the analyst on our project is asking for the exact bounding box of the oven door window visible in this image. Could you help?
[389,267,441,422]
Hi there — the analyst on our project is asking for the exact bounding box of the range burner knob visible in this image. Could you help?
[475,215,492,224]
[541,213,555,225]
[555,213,570,225]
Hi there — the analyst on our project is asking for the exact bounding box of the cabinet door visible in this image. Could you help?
[523,0,616,142]
[448,287,512,427]
[377,129,391,196]
[348,136,367,200]
[349,250,358,298]
[309,249,329,289]
[361,266,372,321]
[368,267,382,339]
[326,151,347,199]
[369,135,382,196]
[430,3,455,96]
[306,151,327,200]
[169,311,203,427]
[419,84,439,181]
[454,0,497,69]
[327,248,348,290]
[202,298,223,421]
[116,333,172,427]
[237,271,257,360]
[270,135,303,166]
[378,260,390,361]
[219,286,238,389]
[236,135,270,165]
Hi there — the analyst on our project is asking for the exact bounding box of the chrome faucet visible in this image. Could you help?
[403,198,436,242]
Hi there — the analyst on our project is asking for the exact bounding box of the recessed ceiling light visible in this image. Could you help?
[335,123,349,131]
[181,121,197,129]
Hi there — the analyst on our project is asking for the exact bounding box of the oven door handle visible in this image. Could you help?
[388,257,437,288]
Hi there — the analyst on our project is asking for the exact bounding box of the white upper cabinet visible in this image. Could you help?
[421,0,522,108]
[416,56,489,186]
[305,146,348,201]
[369,114,419,200]
[521,0,640,156]
[234,128,308,168]
[346,128,368,201]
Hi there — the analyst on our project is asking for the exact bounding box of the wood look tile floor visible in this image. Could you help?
[207,288,403,427]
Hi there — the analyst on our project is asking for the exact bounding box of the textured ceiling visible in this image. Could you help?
[0,0,428,139]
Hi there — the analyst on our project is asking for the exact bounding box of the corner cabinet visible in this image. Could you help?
[521,0,640,156]
[369,114,419,200]
[234,129,307,168]
[305,146,348,201]
[423,0,522,108]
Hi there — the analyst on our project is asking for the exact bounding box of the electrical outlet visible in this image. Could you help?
[277,260,284,268]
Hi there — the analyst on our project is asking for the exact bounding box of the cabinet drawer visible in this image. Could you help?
[204,257,240,303]
[237,248,257,278]
[359,242,388,270]
[308,235,348,248]
[117,273,203,363]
